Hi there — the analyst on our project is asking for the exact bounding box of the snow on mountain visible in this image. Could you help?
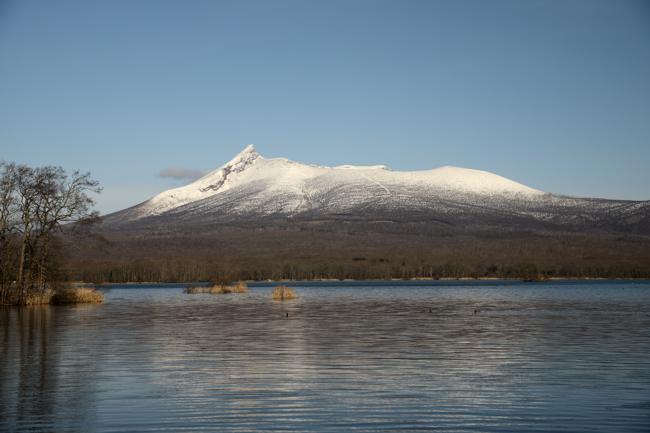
[129,144,544,220]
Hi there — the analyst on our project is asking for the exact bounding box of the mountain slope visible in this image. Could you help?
[103,145,648,236]
[105,145,552,223]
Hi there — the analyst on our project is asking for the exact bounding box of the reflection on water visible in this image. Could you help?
[1,281,650,432]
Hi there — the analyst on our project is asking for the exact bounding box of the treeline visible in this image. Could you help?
[0,162,100,304]
[70,257,650,284]
[68,224,650,283]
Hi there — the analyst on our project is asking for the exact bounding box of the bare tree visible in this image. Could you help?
[15,165,38,292]
[0,162,18,303]
[0,162,101,304]
[31,167,101,290]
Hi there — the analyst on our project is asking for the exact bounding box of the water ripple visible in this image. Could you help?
[1,282,650,432]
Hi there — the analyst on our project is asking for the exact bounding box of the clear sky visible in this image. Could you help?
[1,0,649,214]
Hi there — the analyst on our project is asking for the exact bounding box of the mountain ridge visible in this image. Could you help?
[102,145,649,237]
[106,145,553,224]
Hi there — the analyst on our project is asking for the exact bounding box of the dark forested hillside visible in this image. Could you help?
[66,214,650,283]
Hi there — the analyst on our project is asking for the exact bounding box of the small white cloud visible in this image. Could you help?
[158,166,205,181]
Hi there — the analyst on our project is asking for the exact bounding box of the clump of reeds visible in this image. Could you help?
[23,289,55,305]
[229,281,249,293]
[210,284,231,294]
[52,287,104,304]
[271,285,297,300]
[184,281,248,295]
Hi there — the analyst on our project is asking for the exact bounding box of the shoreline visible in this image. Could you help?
[83,277,650,286]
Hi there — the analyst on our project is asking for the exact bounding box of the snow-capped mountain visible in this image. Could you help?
[103,145,649,236]
[109,145,541,219]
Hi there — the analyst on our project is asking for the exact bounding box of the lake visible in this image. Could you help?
[1,280,649,432]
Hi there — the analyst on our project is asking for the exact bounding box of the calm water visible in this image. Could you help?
[1,281,650,432]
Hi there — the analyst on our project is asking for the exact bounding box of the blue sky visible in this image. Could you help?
[1,0,649,214]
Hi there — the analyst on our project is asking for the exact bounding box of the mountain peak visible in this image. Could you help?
[197,144,261,193]
[226,144,260,166]
[240,143,258,157]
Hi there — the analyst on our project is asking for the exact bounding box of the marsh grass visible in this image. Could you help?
[0,288,50,306]
[272,285,297,300]
[210,285,231,294]
[1,286,104,305]
[184,281,248,295]
[230,281,249,293]
[23,289,55,305]
[52,287,104,304]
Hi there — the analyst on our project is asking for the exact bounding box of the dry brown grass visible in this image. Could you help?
[184,281,248,295]
[23,289,55,305]
[271,285,297,300]
[52,287,104,304]
[0,286,103,306]
[210,284,231,294]
[229,281,248,293]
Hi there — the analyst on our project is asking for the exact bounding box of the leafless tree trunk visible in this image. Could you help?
[0,163,18,304]
[0,162,101,305]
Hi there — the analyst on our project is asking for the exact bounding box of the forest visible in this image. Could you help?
[69,223,650,283]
